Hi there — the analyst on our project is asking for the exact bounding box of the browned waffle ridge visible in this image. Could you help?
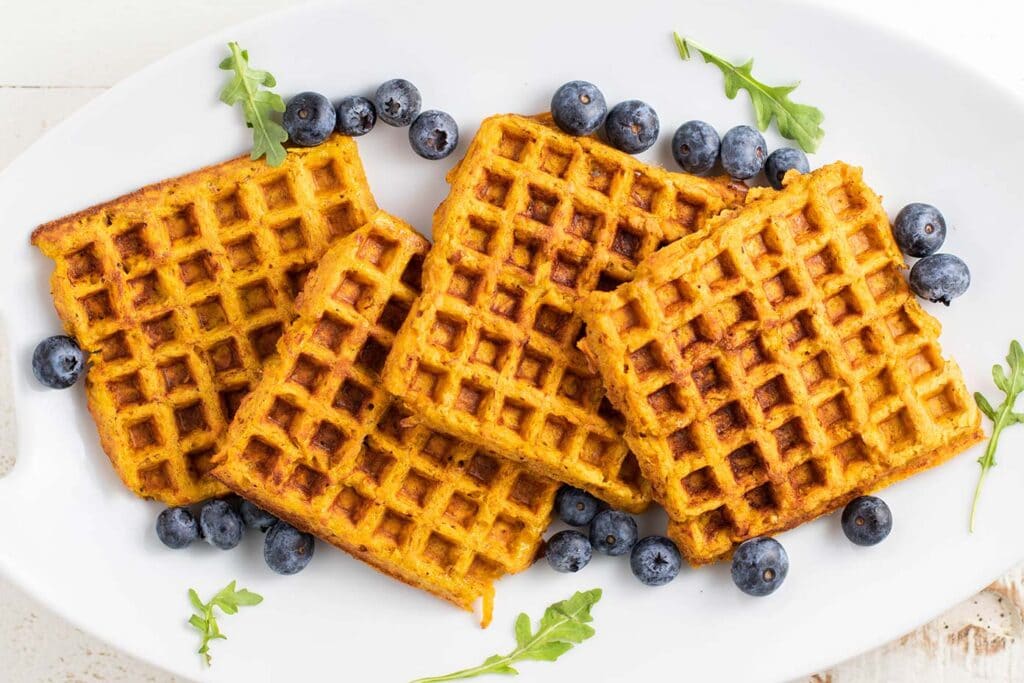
[31,136,378,504]
[381,114,747,512]
[579,162,983,564]
[211,214,556,625]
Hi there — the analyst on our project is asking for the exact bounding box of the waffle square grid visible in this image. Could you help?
[31,136,378,504]
[383,114,746,512]
[580,163,982,564]
[211,214,557,624]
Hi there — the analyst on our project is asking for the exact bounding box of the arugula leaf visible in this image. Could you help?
[187,580,264,666]
[673,32,825,153]
[219,42,288,167]
[970,340,1024,531]
[409,589,602,682]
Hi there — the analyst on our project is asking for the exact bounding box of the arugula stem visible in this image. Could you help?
[188,581,261,667]
[226,42,273,146]
[674,32,709,59]
[409,660,506,683]
[219,42,287,165]
[409,620,547,682]
[969,408,1008,533]
[410,602,587,682]
[969,341,1024,532]
[227,43,256,107]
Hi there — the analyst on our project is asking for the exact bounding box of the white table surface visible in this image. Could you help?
[2,1,1024,681]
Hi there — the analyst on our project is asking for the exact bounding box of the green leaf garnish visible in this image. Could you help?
[219,42,288,167]
[673,32,825,153]
[409,589,602,682]
[187,580,263,666]
[970,340,1024,532]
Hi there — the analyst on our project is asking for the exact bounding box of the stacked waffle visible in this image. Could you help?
[382,114,746,511]
[31,137,379,503]
[211,213,558,623]
[579,162,983,563]
[33,114,981,619]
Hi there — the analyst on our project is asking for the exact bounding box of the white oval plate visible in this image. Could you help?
[1,1,1022,681]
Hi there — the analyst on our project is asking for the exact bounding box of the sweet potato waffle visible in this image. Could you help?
[211,214,557,624]
[580,163,983,564]
[31,137,378,504]
[382,114,746,512]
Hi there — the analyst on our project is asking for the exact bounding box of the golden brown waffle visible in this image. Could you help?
[31,137,378,504]
[580,162,983,564]
[382,114,746,512]
[211,214,556,624]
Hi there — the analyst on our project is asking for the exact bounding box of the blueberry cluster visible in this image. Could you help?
[282,78,458,160]
[550,82,814,188]
[155,497,315,575]
[545,486,682,587]
[673,120,809,188]
[547,485,891,595]
[892,203,970,305]
[549,81,660,154]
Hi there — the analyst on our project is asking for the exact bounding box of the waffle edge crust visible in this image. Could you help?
[31,136,378,504]
[381,113,747,512]
[211,214,557,626]
[580,162,983,565]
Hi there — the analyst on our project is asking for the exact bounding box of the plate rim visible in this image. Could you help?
[2,1,1023,680]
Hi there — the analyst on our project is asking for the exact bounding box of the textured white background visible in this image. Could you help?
[2,0,1023,681]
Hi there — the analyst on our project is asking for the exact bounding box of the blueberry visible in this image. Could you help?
[551,81,607,136]
[32,335,86,389]
[731,537,788,596]
[546,530,592,573]
[156,507,199,549]
[375,79,421,127]
[604,100,659,154]
[239,500,278,532]
[630,536,682,586]
[841,496,893,546]
[909,253,970,305]
[198,499,244,550]
[764,147,810,190]
[720,125,767,179]
[335,95,377,137]
[893,203,946,257]
[264,521,315,575]
[671,120,720,174]
[589,510,638,556]
[555,486,602,527]
[283,92,336,147]
[409,110,459,160]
